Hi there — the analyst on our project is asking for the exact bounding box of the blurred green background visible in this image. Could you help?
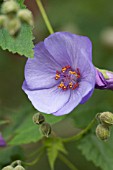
[1,0,113,169]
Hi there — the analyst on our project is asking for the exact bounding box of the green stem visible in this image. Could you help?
[36,0,54,34]
[22,151,44,166]
[59,153,78,170]
[62,118,96,143]
[27,146,45,158]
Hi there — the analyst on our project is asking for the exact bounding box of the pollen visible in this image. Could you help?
[55,65,81,91]
[62,65,71,72]
[69,70,77,76]
[55,74,60,80]
[55,71,60,80]
[58,82,64,88]
[69,82,73,88]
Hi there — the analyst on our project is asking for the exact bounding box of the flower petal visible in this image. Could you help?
[53,81,93,116]
[53,90,82,116]
[95,69,107,88]
[0,134,6,147]
[22,81,70,113]
[44,32,92,68]
[24,42,61,89]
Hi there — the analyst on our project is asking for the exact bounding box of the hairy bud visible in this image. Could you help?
[33,113,45,125]
[96,124,110,141]
[40,122,51,137]
[1,0,20,14]
[18,9,34,26]
[98,112,113,126]
[0,15,6,27]
[4,17,21,36]
[2,165,14,170]
[14,165,25,170]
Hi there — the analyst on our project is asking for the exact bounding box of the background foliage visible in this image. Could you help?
[0,0,113,170]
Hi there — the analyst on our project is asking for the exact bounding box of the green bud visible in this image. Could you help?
[96,124,110,141]
[18,9,34,26]
[2,165,14,170]
[98,112,113,126]
[14,165,25,170]
[1,0,20,14]
[4,17,21,36]
[0,15,6,27]
[33,112,45,125]
[40,122,51,137]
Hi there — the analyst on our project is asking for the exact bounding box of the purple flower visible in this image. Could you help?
[95,69,113,90]
[22,32,96,116]
[0,134,6,147]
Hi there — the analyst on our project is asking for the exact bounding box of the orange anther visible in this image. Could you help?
[69,82,73,88]
[55,74,60,80]
[58,82,64,88]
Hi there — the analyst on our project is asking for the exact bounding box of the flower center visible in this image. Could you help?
[55,65,81,90]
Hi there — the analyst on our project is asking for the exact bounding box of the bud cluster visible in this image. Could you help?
[33,113,51,137]
[96,111,113,141]
[0,0,34,36]
[2,160,25,170]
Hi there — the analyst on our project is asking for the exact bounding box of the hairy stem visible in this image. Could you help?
[59,153,79,170]
[22,151,44,166]
[62,118,96,143]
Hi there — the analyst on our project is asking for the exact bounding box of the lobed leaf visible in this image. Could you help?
[0,0,34,58]
[78,131,113,170]
[45,138,67,170]
[8,107,66,145]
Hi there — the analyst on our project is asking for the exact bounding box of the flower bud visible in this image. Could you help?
[18,9,34,26]
[98,112,113,126]
[32,112,45,125]
[96,124,110,141]
[2,165,14,170]
[1,0,20,14]
[4,17,21,36]
[0,15,6,27]
[40,122,51,137]
[14,165,25,170]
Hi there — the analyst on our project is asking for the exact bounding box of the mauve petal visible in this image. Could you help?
[24,42,61,90]
[106,71,113,89]
[0,134,6,147]
[44,32,92,68]
[78,57,95,82]
[22,81,70,113]
[53,81,93,116]
[106,71,113,79]
[95,69,113,90]
[80,89,94,104]
[53,90,81,116]
[95,69,108,89]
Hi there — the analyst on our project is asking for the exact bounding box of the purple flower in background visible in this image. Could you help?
[0,134,6,147]
[22,32,96,116]
[95,69,113,90]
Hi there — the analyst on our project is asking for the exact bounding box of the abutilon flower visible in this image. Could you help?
[22,32,96,116]
[95,69,113,90]
[0,134,6,147]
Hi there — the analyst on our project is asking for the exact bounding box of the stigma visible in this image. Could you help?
[55,65,81,90]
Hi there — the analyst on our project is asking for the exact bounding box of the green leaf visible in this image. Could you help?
[45,138,67,170]
[78,131,113,170]
[0,146,24,169]
[17,0,25,8]
[0,24,34,58]
[8,107,66,145]
[0,0,34,58]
